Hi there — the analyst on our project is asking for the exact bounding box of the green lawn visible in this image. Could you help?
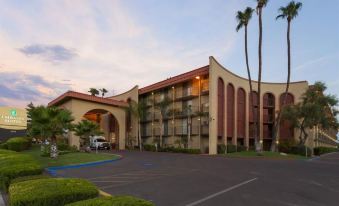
[21,146,120,168]
[224,151,307,159]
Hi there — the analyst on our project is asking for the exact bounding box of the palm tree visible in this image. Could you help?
[236,7,255,150]
[126,99,148,151]
[100,88,108,98]
[73,119,102,150]
[154,97,171,148]
[256,0,269,152]
[88,88,99,96]
[28,105,74,158]
[272,1,302,151]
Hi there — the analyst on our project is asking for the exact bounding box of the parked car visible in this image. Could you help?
[90,136,110,150]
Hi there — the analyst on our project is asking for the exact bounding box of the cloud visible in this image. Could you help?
[18,44,77,63]
[0,72,71,107]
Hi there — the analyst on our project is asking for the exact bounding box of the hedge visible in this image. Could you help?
[143,144,157,152]
[9,178,99,206]
[217,144,247,154]
[65,196,155,206]
[159,146,200,154]
[10,175,51,185]
[0,151,42,190]
[0,143,8,149]
[314,147,338,156]
[6,137,31,152]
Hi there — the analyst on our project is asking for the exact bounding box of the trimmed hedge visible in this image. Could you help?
[218,144,245,154]
[314,147,338,156]
[0,143,8,149]
[143,144,156,152]
[6,137,30,152]
[10,175,51,185]
[159,146,201,154]
[0,151,42,190]
[65,196,154,206]
[9,178,99,206]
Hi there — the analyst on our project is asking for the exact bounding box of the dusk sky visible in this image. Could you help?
[0,0,338,108]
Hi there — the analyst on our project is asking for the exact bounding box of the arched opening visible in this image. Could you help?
[227,83,235,144]
[237,88,246,146]
[263,93,275,150]
[279,93,294,139]
[83,109,120,149]
[249,91,258,148]
[217,78,225,139]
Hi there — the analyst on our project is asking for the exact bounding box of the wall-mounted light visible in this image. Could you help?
[172,86,175,89]
[195,76,200,80]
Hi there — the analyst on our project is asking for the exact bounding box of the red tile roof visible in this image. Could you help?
[48,91,128,107]
[139,66,209,94]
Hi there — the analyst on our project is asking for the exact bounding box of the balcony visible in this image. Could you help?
[174,106,199,118]
[175,87,199,100]
[201,81,209,95]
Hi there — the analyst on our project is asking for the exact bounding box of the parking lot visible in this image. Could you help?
[55,151,339,206]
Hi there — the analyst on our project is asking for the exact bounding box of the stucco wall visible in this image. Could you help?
[208,56,309,154]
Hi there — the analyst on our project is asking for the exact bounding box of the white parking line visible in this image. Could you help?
[185,178,258,206]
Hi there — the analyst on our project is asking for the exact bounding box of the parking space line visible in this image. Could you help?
[185,178,258,206]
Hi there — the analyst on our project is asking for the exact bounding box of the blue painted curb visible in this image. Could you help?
[46,155,122,176]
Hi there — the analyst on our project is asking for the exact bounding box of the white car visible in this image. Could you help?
[90,136,110,150]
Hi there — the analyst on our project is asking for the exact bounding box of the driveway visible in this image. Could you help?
[55,151,339,206]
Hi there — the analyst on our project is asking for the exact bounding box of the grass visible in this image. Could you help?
[224,151,307,159]
[21,145,120,168]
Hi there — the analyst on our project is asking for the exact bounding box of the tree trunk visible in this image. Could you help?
[50,135,58,159]
[271,20,292,151]
[245,25,256,151]
[138,119,142,151]
[256,7,263,153]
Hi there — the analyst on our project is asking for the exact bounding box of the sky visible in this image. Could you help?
[0,0,338,109]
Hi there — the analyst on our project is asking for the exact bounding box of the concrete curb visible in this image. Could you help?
[0,192,5,206]
[46,154,123,176]
[307,152,338,161]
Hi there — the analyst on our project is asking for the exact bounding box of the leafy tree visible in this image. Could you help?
[255,0,269,152]
[236,7,257,150]
[126,99,148,151]
[73,120,102,149]
[281,82,339,146]
[88,88,99,96]
[28,105,74,158]
[100,88,108,98]
[272,1,303,151]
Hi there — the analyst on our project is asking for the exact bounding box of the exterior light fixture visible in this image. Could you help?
[195,76,200,80]
[276,140,279,145]
[172,86,175,89]
[198,118,201,121]
[151,92,154,95]
[259,139,263,144]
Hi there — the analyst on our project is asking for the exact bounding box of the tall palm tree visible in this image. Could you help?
[154,97,171,148]
[236,7,255,149]
[100,88,108,98]
[272,1,302,151]
[256,0,269,152]
[73,119,102,150]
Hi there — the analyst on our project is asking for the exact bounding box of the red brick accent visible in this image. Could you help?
[48,91,128,107]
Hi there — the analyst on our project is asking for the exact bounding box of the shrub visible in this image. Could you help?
[227,144,237,153]
[217,144,226,154]
[158,146,200,154]
[0,143,8,149]
[9,178,98,206]
[237,145,247,152]
[6,137,30,152]
[10,175,51,185]
[143,144,156,152]
[314,147,338,156]
[278,138,296,153]
[0,152,42,190]
[57,142,71,151]
[65,196,154,206]
[290,145,312,157]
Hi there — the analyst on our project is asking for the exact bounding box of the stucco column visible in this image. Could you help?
[208,58,218,155]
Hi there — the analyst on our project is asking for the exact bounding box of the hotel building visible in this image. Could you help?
[49,57,338,154]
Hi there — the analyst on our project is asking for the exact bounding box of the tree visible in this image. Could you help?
[281,82,339,146]
[28,105,74,158]
[271,1,303,151]
[154,97,171,148]
[100,88,108,98]
[73,120,102,149]
[255,0,269,152]
[236,7,256,150]
[88,88,99,96]
[126,99,148,151]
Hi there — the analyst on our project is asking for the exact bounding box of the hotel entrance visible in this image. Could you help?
[83,109,120,149]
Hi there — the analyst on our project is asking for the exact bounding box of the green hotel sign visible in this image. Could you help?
[10,109,17,117]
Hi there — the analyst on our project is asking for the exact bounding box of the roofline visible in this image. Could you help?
[107,85,138,99]
[139,65,209,95]
[211,56,308,85]
[48,91,129,108]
